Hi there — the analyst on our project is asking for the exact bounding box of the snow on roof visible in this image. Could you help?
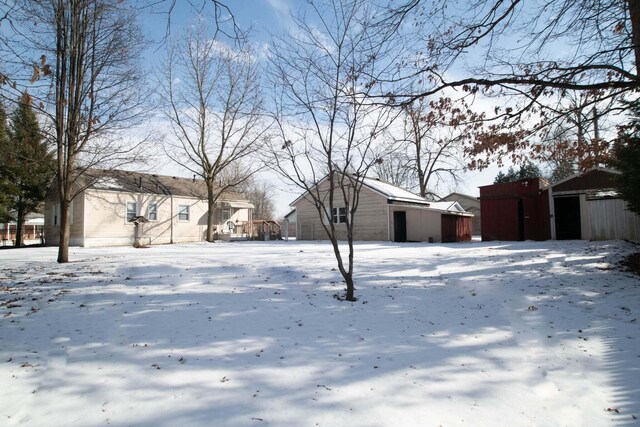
[428,201,466,213]
[25,217,45,225]
[93,177,122,190]
[361,177,429,204]
[589,190,619,199]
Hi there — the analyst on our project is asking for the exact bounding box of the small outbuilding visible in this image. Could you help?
[479,168,640,242]
[291,176,473,243]
[442,192,481,235]
[479,178,550,241]
[548,168,640,241]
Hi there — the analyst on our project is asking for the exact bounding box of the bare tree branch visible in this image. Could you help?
[265,0,402,301]
[159,19,268,242]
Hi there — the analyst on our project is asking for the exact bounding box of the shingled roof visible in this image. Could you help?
[84,169,246,202]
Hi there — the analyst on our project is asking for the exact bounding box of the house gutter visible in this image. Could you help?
[82,193,86,247]
[547,185,555,240]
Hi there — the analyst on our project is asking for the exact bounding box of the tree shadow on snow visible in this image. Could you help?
[0,240,638,426]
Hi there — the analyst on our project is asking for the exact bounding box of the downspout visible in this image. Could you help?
[170,192,174,244]
[548,186,555,240]
[387,204,391,241]
[82,193,86,247]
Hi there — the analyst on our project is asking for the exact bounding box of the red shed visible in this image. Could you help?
[479,178,550,241]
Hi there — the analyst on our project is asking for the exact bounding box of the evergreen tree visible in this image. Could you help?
[0,93,54,246]
[612,102,640,215]
[494,162,543,184]
[0,102,13,224]
[493,170,511,184]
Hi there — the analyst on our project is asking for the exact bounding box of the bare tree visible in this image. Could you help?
[0,1,243,261]
[386,0,640,100]
[158,0,240,42]
[379,0,639,169]
[235,177,275,220]
[160,20,266,242]
[267,0,399,301]
[371,149,415,191]
[382,98,481,198]
[538,91,614,182]
[14,0,149,263]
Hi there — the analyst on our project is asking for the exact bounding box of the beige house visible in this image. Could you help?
[44,170,254,247]
[291,176,473,243]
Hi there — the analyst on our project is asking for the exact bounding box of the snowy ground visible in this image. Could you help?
[0,240,639,427]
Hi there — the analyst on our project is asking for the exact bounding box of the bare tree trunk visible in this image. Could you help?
[629,0,640,76]
[57,197,70,263]
[344,274,355,301]
[330,238,356,301]
[15,202,24,247]
[206,182,216,242]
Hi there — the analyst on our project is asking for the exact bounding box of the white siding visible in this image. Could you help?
[588,198,640,241]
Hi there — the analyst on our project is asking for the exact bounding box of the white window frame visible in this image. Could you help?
[332,207,347,224]
[126,201,137,222]
[222,208,231,222]
[147,203,158,221]
[178,204,190,222]
[69,200,74,225]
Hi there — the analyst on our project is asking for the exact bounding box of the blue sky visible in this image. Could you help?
[142,0,293,48]
[141,0,502,215]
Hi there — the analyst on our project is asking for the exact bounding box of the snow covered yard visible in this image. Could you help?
[0,240,638,427]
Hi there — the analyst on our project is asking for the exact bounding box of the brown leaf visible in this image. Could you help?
[30,64,41,83]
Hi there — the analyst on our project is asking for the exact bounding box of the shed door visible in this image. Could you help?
[393,211,407,243]
[554,196,581,240]
[517,199,525,241]
[441,215,456,243]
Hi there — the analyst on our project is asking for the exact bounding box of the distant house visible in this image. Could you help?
[283,209,297,239]
[548,168,640,241]
[442,192,481,235]
[1,212,44,246]
[44,170,254,247]
[290,175,473,243]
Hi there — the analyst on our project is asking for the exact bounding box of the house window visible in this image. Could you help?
[222,208,230,222]
[332,207,347,224]
[178,204,190,221]
[126,201,137,222]
[147,203,158,221]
